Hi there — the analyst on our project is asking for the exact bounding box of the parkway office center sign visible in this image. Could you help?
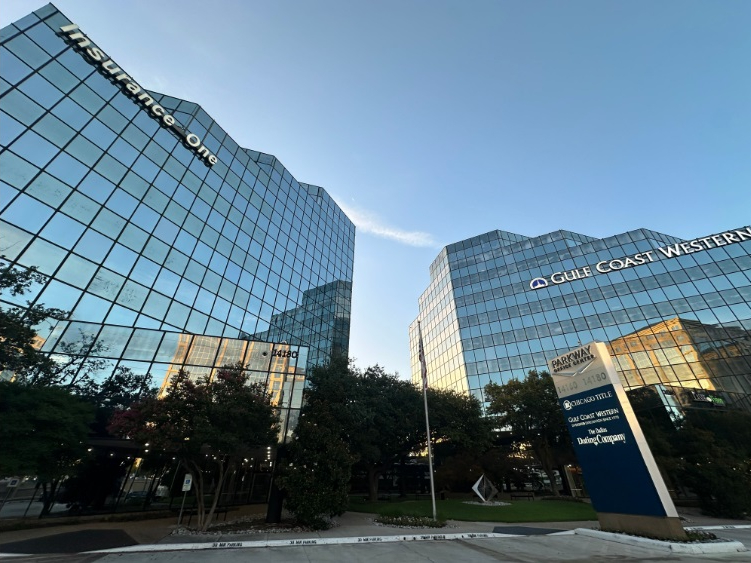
[549,341,686,539]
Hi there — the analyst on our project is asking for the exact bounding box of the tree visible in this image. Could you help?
[627,389,751,519]
[673,413,751,519]
[278,409,355,529]
[109,365,279,530]
[485,370,573,496]
[1,262,157,512]
[0,382,93,514]
[278,356,355,527]
[82,365,156,437]
[675,426,751,518]
[427,387,493,461]
[283,357,492,506]
[354,364,425,501]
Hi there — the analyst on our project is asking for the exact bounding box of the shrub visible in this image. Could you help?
[375,515,446,528]
[278,418,355,530]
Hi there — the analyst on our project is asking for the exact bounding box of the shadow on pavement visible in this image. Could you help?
[0,529,137,554]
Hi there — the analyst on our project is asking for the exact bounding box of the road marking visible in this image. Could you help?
[83,532,523,554]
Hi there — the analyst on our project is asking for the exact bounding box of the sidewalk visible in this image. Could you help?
[0,504,747,555]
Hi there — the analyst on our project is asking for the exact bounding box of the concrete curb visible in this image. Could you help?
[83,532,524,554]
[574,528,747,554]
[686,524,751,531]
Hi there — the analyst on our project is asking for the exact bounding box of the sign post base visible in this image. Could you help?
[598,512,687,541]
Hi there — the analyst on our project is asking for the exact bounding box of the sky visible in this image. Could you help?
[2,1,749,379]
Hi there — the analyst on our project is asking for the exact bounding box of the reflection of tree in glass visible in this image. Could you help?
[31,331,108,388]
[1,261,156,514]
[0,259,67,382]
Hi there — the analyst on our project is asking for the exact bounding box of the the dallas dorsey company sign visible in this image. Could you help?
[59,23,218,167]
[529,226,751,290]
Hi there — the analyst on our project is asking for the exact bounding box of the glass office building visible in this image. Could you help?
[0,4,355,403]
[410,226,751,412]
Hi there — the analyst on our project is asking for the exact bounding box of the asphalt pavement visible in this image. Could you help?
[0,504,748,561]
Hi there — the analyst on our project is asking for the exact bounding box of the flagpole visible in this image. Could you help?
[418,321,437,521]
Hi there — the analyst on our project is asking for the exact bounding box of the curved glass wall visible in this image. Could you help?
[1,5,355,388]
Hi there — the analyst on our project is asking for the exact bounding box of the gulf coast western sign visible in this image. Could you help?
[530,226,751,290]
[59,23,218,167]
[550,342,679,520]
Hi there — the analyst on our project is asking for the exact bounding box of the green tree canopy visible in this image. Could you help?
[109,365,279,530]
[278,403,355,529]
[0,381,93,513]
[485,370,573,496]
[284,356,491,507]
[427,387,493,459]
[629,395,751,519]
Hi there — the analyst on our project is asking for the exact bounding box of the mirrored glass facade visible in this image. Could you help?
[0,5,355,397]
[411,226,751,412]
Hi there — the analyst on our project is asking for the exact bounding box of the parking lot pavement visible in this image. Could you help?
[88,534,751,563]
[0,529,137,554]
[1,506,748,560]
[701,526,751,551]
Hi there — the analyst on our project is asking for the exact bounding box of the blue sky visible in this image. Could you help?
[3,1,749,378]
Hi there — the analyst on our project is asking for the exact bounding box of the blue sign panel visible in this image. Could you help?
[561,383,667,516]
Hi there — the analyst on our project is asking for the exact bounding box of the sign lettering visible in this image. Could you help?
[59,23,218,167]
[271,348,299,359]
[530,226,751,290]
[550,342,680,523]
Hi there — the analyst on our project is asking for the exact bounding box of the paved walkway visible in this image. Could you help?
[0,504,748,555]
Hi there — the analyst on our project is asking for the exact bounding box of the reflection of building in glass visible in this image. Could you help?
[411,226,751,411]
[0,6,354,390]
[252,280,352,367]
[609,317,751,407]
[42,320,306,441]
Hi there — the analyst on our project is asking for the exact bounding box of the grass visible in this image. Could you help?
[348,497,597,523]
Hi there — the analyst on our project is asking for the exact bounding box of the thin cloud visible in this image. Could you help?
[338,203,438,248]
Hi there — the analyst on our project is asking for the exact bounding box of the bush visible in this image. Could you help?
[278,421,354,530]
[675,426,751,519]
[279,453,351,530]
[375,514,446,528]
[680,462,750,519]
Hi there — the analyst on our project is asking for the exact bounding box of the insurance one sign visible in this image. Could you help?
[549,342,685,538]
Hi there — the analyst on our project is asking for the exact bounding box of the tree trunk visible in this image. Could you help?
[39,482,49,518]
[367,466,381,502]
[186,462,205,529]
[398,455,407,498]
[533,440,560,496]
[542,465,559,496]
[39,478,61,517]
[203,459,228,532]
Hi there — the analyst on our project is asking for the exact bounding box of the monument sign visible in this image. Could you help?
[549,341,686,540]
